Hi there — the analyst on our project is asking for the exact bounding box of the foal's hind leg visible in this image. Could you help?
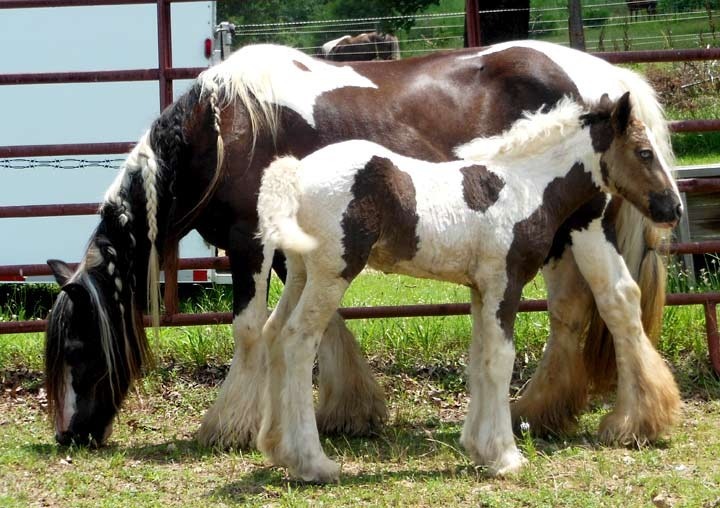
[258,256,346,483]
[273,253,388,437]
[198,234,273,449]
[571,219,680,444]
[510,246,591,436]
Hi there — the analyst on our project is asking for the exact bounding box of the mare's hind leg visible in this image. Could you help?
[273,252,388,436]
[258,255,345,483]
[316,313,388,436]
[571,218,680,444]
[461,287,525,475]
[197,230,273,449]
[510,246,591,436]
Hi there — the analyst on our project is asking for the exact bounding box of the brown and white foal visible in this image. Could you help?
[255,93,681,482]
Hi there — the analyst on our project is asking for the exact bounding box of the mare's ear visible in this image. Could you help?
[48,259,74,286]
[598,93,613,111]
[62,282,91,308]
[611,91,632,135]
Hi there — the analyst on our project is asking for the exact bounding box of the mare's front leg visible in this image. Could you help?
[197,227,273,449]
[273,252,388,436]
[461,286,525,475]
[570,216,680,444]
[258,256,346,483]
[510,232,592,436]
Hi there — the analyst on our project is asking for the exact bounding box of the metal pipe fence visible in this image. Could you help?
[1,0,719,375]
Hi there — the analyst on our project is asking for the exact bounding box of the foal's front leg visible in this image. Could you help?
[570,218,680,444]
[197,235,273,449]
[258,258,347,483]
[461,287,525,475]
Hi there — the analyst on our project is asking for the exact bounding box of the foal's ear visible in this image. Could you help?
[48,259,74,286]
[598,93,613,111]
[611,91,632,135]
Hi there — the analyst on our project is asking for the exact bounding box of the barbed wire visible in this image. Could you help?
[0,159,124,170]
[235,9,715,40]
[233,3,716,33]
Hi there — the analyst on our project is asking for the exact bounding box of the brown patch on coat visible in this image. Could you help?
[460,164,505,212]
[340,156,419,281]
[497,163,599,336]
[312,46,580,163]
[293,60,310,72]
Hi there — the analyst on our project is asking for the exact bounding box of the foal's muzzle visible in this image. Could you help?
[648,189,683,228]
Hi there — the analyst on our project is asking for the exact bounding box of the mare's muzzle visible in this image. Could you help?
[648,189,683,227]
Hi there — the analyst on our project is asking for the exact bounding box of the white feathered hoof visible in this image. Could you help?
[289,456,341,484]
[486,449,527,477]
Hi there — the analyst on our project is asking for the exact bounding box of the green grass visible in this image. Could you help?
[2,266,720,505]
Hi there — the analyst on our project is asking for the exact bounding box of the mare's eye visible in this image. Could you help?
[638,149,653,161]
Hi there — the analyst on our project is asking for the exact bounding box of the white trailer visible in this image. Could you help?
[0,1,227,283]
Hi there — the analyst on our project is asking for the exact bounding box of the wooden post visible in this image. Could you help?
[568,0,586,51]
[465,0,481,47]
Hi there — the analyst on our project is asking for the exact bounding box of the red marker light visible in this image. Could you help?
[204,38,212,59]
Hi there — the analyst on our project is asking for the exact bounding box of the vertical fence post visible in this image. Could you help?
[568,0,586,50]
[157,0,173,110]
[465,0,481,47]
[156,0,179,317]
[704,302,720,376]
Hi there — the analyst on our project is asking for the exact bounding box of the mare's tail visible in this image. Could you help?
[583,66,673,392]
[257,156,318,254]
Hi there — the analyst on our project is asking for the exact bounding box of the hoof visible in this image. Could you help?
[489,449,527,477]
[289,457,341,484]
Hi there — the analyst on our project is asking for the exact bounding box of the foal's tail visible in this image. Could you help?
[257,156,318,253]
[583,66,673,392]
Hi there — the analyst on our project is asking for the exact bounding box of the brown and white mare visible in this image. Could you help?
[255,94,682,481]
[45,40,680,450]
[317,31,400,61]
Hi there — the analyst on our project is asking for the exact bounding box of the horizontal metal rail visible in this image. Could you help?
[0,67,205,86]
[595,47,720,63]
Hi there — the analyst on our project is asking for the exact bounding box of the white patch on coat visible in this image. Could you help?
[645,126,680,197]
[59,366,77,434]
[200,44,378,128]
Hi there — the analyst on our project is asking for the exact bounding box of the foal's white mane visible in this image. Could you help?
[454,97,586,163]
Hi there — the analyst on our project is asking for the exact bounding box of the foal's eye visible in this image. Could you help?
[638,149,653,161]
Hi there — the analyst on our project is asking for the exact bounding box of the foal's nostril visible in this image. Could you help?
[675,203,683,219]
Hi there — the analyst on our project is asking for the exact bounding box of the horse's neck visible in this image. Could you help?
[516,127,599,186]
[507,129,602,224]
[94,201,152,307]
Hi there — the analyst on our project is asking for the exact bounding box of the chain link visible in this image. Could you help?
[0,158,124,170]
